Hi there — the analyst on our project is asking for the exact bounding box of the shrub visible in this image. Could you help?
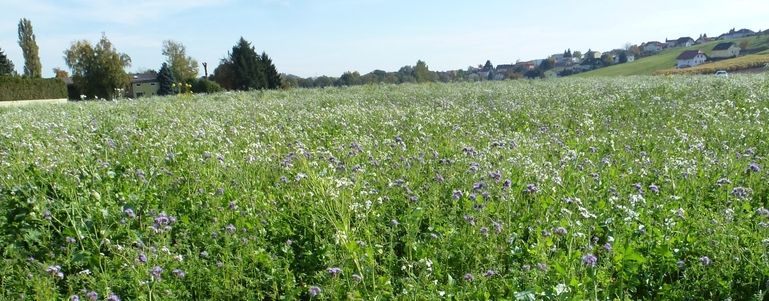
[192,78,223,94]
[0,76,67,101]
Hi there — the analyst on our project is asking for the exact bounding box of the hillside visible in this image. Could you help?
[576,36,769,77]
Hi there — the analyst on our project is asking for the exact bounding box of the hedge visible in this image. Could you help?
[0,76,68,101]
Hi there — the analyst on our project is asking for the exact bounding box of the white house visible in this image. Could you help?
[711,42,740,59]
[719,29,755,40]
[676,50,707,68]
[665,37,695,48]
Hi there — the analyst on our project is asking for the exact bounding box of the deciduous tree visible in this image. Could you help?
[64,33,131,99]
[162,40,199,83]
[17,18,41,78]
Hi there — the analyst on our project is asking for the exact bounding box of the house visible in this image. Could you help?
[642,41,665,53]
[719,28,755,40]
[711,42,740,59]
[666,37,695,48]
[612,53,635,64]
[676,50,707,68]
[495,64,514,74]
[514,61,536,71]
[695,34,714,44]
[128,72,159,98]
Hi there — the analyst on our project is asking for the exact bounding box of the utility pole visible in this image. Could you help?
[202,62,208,78]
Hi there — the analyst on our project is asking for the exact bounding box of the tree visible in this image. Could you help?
[0,48,14,76]
[212,58,236,90]
[600,53,614,66]
[539,58,555,70]
[336,71,361,86]
[64,33,131,99]
[414,60,435,83]
[162,40,199,83]
[53,67,68,79]
[157,62,175,95]
[573,51,583,60]
[619,52,628,63]
[483,60,493,70]
[18,18,41,78]
[739,40,749,51]
[260,52,281,89]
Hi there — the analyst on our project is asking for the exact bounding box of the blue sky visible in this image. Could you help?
[1,0,768,78]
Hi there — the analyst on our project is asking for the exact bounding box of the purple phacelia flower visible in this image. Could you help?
[352,274,363,282]
[483,269,496,277]
[536,263,548,271]
[123,208,135,218]
[228,202,237,210]
[452,190,463,200]
[649,184,660,194]
[463,273,474,282]
[150,266,163,280]
[173,269,185,278]
[463,215,476,226]
[70,295,80,301]
[308,286,321,297]
[748,163,761,173]
[757,208,769,217]
[603,243,613,252]
[523,183,539,194]
[472,182,485,191]
[138,253,147,263]
[731,187,752,199]
[46,265,63,279]
[86,291,98,301]
[66,237,76,244]
[493,221,503,234]
[106,293,120,301]
[479,227,489,237]
[582,253,598,267]
[553,227,567,236]
[225,224,236,233]
[326,267,342,276]
[699,256,712,266]
[503,179,512,189]
[716,178,731,186]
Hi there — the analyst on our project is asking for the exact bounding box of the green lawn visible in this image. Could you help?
[576,36,769,77]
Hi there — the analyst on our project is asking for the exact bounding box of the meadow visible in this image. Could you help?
[1,76,769,300]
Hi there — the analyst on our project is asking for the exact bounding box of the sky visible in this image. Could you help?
[1,0,768,78]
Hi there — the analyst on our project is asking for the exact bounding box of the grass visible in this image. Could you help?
[576,35,769,77]
[2,77,769,300]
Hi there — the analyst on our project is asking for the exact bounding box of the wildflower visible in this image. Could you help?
[225,224,236,233]
[172,269,185,278]
[472,182,485,191]
[352,274,363,282]
[582,253,598,267]
[452,190,463,200]
[106,293,121,301]
[521,264,531,271]
[536,262,548,271]
[523,183,539,194]
[463,273,474,282]
[731,187,752,199]
[649,184,660,194]
[66,237,76,244]
[503,179,511,189]
[308,286,321,297]
[483,269,496,277]
[603,243,613,252]
[85,291,98,301]
[150,266,163,280]
[757,208,769,217]
[138,253,147,263]
[553,227,567,236]
[123,208,136,218]
[493,221,503,233]
[463,215,476,226]
[716,178,731,186]
[326,267,342,276]
[699,256,712,266]
[46,265,63,279]
[390,219,399,226]
[677,260,685,269]
[200,251,209,258]
[228,202,237,210]
[479,227,489,237]
[747,163,761,173]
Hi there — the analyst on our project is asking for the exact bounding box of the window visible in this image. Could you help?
[150,83,156,86]
[136,83,141,86]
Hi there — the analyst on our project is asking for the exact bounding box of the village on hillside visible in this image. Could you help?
[463,28,767,80]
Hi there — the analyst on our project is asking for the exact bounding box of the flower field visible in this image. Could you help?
[2,76,769,300]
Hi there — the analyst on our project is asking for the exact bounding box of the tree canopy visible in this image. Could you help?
[162,40,198,83]
[17,18,41,78]
[213,37,280,90]
[0,48,14,76]
[157,62,175,96]
[64,33,131,99]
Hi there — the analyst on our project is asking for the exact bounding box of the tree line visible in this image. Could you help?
[1,18,282,99]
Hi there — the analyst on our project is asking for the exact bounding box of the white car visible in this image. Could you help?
[715,70,728,77]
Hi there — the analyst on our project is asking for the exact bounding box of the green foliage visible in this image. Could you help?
[64,33,131,99]
[157,63,175,96]
[17,18,41,78]
[213,38,281,91]
[0,48,15,76]
[162,40,199,83]
[414,60,436,83]
[261,52,281,89]
[191,78,223,94]
[0,76,66,101]
[1,77,769,299]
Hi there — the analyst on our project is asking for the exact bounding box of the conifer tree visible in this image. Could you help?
[157,62,175,95]
[0,48,14,76]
